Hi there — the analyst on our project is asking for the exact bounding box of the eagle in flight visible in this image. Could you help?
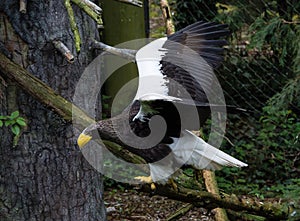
[77,21,247,186]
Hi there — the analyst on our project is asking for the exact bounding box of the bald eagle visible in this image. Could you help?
[77,21,247,185]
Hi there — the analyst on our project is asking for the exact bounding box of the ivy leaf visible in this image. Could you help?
[16,118,26,126]
[10,111,19,119]
[11,125,20,135]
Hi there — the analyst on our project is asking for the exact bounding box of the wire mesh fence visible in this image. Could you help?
[165,0,300,186]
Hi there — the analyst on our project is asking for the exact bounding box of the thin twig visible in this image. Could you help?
[53,40,75,63]
[79,0,102,13]
[71,0,103,27]
[116,0,143,7]
[19,0,27,13]
[166,203,194,221]
[90,39,137,62]
[282,19,300,24]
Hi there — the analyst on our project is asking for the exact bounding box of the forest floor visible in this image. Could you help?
[104,184,299,221]
[104,187,215,221]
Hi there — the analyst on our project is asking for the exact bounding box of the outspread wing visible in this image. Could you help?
[135,21,229,104]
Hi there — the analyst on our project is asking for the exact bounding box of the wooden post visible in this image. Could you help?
[99,0,147,113]
[202,170,229,221]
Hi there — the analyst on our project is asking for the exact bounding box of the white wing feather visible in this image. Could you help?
[135,37,173,101]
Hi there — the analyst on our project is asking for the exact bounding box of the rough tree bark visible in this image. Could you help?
[0,1,105,220]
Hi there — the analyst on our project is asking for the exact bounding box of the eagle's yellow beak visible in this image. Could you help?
[77,133,92,148]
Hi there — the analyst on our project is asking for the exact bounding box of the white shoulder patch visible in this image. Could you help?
[136,37,167,61]
[135,38,170,100]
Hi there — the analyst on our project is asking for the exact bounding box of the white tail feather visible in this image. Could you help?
[170,130,248,170]
[148,130,247,184]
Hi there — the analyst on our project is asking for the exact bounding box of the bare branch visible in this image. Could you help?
[53,40,75,63]
[19,0,27,14]
[71,0,103,27]
[202,170,229,221]
[282,19,300,24]
[139,184,293,220]
[78,0,102,13]
[90,39,137,62]
[166,203,194,221]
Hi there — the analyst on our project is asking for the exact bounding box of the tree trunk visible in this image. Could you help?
[0,1,105,220]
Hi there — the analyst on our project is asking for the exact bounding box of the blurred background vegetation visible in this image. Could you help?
[165,0,300,199]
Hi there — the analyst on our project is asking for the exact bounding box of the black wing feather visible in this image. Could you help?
[160,21,229,103]
[167,21,230,68]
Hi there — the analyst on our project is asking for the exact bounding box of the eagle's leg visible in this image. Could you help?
[168,178,178,192]
[135,176,156,190]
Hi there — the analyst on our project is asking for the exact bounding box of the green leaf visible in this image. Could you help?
[11,125,20,135]
[0,120,3,127]
[16,118,26,126]
[0,115,8,120]
[102,95,111,100]
[10,111,19,119]
[5,120,13,126]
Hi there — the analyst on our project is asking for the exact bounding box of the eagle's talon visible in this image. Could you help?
[150,183,156,190]
[135,176,156,190]
[134,175,152,183]
[168,178,178,192]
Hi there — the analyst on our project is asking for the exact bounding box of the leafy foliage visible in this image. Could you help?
[235,107,299,181]
[0,111,27,146]
[258,107,299,179]
[268,76,300,112]
[247,4,300,112]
